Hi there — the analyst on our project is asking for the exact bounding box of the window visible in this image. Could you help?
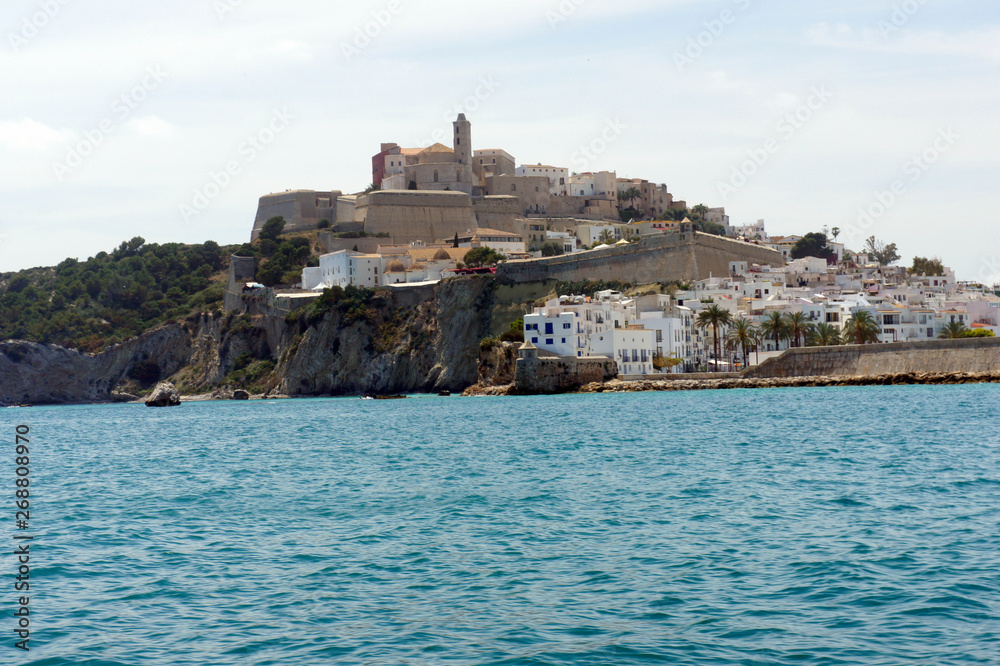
[546,339,554,345]
[545,323,554,334]
[510,184,516,192]
[433,170,439,183]
[531,337,538,344]
[563,322,571,329]
[561,338,566,344]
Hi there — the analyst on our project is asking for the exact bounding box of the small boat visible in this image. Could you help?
[437,391,451,397]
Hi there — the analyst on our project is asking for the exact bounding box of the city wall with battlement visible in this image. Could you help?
[496,231,783,285]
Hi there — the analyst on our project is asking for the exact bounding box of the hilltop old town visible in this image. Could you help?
[225,114,999,380]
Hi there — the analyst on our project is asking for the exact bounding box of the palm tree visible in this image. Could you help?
[843,309,881,344]
[938,320,968,339]
[624,186,641,209]
[696,304,732,370]
[784,312,814,348]
[808,322,842,346]
[725,317,758,368]
[759,311,790,352]
[597,229,616,246]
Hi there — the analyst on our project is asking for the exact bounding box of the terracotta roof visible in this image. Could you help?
[474,227,522,238]
[408,247,469,262]
[420,143,454,154]
[386,260,406,273]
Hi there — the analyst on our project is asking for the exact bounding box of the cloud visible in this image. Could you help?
[125,116,173,137]
[0,118,68,151]
[806,22,1000,61]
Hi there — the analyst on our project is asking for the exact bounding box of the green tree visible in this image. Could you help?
[790,233,835,261]
[540,241,565,257]
[725,317,758,367]
[808,322,842,346]
[843,309,881,344]
[865,236,900,265]
[453,232,459,248]
[910,256,944,276]
[259,216,286,241]
[938,320,968,339]
[696,304,732,369]
[759,310,790,351]
[784,311,814,348]
[463,246,505,268]
[597,229,616,246]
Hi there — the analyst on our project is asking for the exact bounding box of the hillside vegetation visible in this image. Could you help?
[0,221,319,353]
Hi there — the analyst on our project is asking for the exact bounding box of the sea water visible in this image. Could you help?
[6,385,1000,664]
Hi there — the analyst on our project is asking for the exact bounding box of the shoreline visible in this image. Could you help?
[462,371,1000,396]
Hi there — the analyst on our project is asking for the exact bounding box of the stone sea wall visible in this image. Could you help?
[496,231,782,285]
[744,338,1000,379]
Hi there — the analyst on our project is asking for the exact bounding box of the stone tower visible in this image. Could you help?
[453,113,472,166]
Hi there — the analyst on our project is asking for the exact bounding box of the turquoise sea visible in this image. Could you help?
[6,385,1000,664]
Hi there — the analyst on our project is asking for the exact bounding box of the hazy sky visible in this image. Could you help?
[2,0,997,282]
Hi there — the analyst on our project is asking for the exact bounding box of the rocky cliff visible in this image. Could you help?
[0,276,502,405]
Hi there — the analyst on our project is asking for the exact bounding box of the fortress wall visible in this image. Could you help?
[743,337,1000,379]
[514,356,618,394]
[473,196,521,232]
[497,232,782,285]
[361,190,477,244]
[318,235,383,255]
[251,191,341,239]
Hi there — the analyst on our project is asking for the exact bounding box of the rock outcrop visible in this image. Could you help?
[144,382,181,407]
[0,276,501,405]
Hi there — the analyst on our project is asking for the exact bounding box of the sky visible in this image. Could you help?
[1,0,997,283]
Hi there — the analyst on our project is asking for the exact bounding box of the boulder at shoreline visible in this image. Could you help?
[145,382,181,407]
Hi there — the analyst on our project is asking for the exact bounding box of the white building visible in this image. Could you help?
[545,231,579,254]
[516,164,569,196]
[302,250,381,290]
[568,171,617,197]
[589,327,655,376]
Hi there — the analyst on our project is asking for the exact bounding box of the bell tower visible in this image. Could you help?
[453,113,472,166]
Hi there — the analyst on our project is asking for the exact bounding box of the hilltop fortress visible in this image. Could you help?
[251,114,681,243]
[245,114,781,292]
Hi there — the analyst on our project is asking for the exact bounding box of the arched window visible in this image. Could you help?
[433,170,439,183]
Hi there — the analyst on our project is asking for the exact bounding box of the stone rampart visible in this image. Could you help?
[251,190,341,239]
[514,355,618,393]
[496,231,782,285]
[743,337,1000,379]
[473,195,520,231]
[359,190,477,245]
